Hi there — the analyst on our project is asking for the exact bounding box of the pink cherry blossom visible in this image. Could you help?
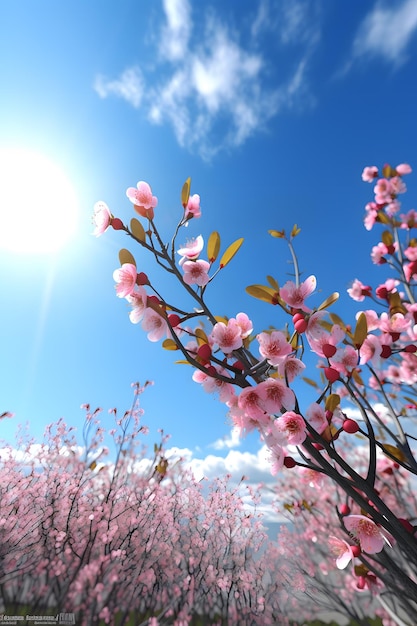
[361,166,378,182]
[306,403,327,435]
[126,181,158,219]
[238,386,269,423]
[211,319,243,353]
[373,178,392,204]
[347,279,372,302]
[396,163,412,175]
[184,194,201,220]
[126,287,148,324]
[141,308,168,342]
[328,536,356,569]
[272,411,306,446]
[177,236,204,261]
[277,355,305,383]
[359,334,383,366]
[235,312,253,339]
[113,263,137,298]
[258,378,295,413]
[92,201,112,236]
[182,259,210,287]
[279,276,316,312]
[257,330,292,366]
[343,515,390,554]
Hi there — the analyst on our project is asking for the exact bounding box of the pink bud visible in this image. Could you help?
[324,367,339,383]
[322,343,337,358]
[284,457,296,468]
[197,344,212,362]
[339,504,351,516]
[111,218,124,230]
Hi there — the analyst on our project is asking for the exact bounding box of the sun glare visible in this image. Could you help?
[0,147,79,254]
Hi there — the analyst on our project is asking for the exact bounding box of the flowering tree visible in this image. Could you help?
[95,162,417,623]
[0,383,292,626]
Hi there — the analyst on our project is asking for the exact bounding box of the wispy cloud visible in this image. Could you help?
[94,67,144,109]
[351,0,417,66]
[93,0,320,159]
[211,426,242,451]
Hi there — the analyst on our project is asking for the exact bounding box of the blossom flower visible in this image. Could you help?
[279,276,316,312]
[276,355,305,383]
[235,312,253,339]
[211,319,243,353]
[113,263,137,298]
[258,378,295,413]
[272,411,306,446]
[92,201,112,236]
[257,330,292,366]
[126,287,148,324]
[126,181,158,219]
[396,163,412,175]
[177,236,204,262]
[347,279,372,302]
[373,178,392,204]
[238,386,269,423]
[141,308,168,342]
[182,259,210,287]
[184,194,201,220]
[306,403,328,435]
[328,536,357,569]
[343,514,391,554]
[361,166,378,182]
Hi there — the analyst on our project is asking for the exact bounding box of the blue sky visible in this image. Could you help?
[1,0,417,494]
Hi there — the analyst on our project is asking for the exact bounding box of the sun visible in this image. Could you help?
[0,147,79,254]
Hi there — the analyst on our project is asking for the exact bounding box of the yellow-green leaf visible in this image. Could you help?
[181,177,191,208]
[353,312,368,348]
[219,237,244,268]
[89,461,97,471]
[130,218,146,242]
[329,313,348,332]
[162,339,179,350]
[267,275,279,290]
[246,284,279,304]
[381,444,407,464]
[207,231,221,263]
[268,229,285,238]
[302,376,319,388]
[291,224,301,238]
[214,315,229,324]
[377,211,391,225]
[317,292,339,311]
[325,394,341,412]
[195,328,209,345]
[382,164,394,178]
[351,369,364,386]
[381,230,393,246]
[175,360,193,365]
[119,248,136,267]
[388,291,407,315]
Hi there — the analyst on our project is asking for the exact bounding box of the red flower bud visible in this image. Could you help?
[343,419,359,434]
[197,344,212,362]
[324,367,339,383]
[294,318,308,334]
[284,456,296,468]
[322,343,337,358]
[136,272,149,285]
[111,217,124,230]
[168,314,181,327]
[351,545,361,558]
[339,504,351,516]
[380,345,392,359]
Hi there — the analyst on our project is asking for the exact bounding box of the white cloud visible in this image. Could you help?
[211,426,242,450]
[160,0,191,61]
[352,0,417,65]
[94,67,144,108]
[93,2,320,159]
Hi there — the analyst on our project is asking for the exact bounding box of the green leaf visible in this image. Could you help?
[317,292,339,311]
[266,275,279,290]
[162,339,179,350]
[268,229,285,238]
[353,312,368,348]
[290,224,301,238]
[245,284,279,304]
[325,394,340,412]
[207,231,221,263]
[130,218,146,243]
[219,238,244,268]
[119,248,136,267]
[181,177,191,208]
